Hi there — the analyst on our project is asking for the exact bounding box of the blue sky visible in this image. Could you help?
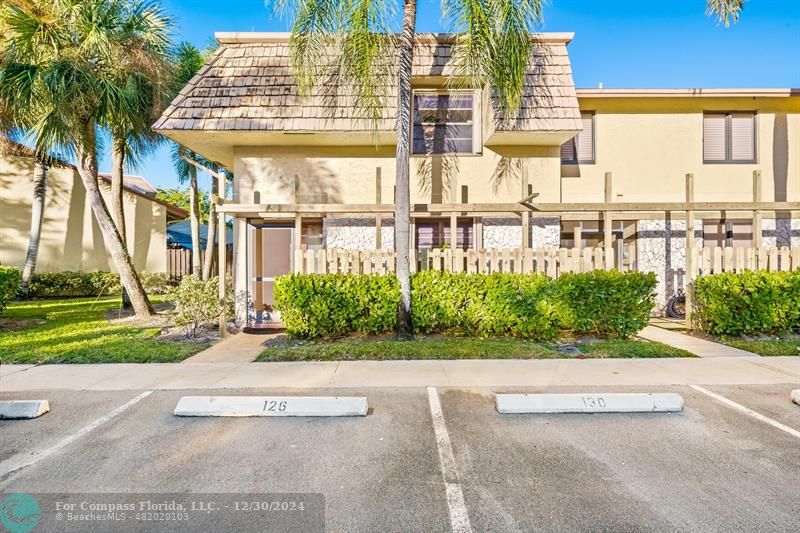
[115,0,800,190]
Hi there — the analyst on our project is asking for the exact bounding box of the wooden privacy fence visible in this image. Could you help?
[695,246,800,275]
[294,245,636,276]
[167,247,233,280]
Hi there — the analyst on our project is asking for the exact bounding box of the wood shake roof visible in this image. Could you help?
[153,32,582,136]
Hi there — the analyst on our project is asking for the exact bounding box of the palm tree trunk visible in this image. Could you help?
[111,134,132,309]
[75,121,154,317]
[111,135,127,241]
[394,0,417,339]
[21,156,47,293]
[201,170,218,280]
[188,161,202,276]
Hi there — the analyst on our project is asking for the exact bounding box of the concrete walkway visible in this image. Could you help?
[638,325,758,358]
[2,357,799,392]
[182,333,278,363]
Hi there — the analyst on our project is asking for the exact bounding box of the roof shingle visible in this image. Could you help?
[153,33,581,134]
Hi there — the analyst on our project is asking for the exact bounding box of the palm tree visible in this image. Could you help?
[168,42,214,278]
[201,163,225,281]
[274,0,545,337]
[274,0,746,338]
[103,0,172,308]
[706,0,745,25]
[170,143,205,276]
[0,12,48,294]
[0,0,154,317]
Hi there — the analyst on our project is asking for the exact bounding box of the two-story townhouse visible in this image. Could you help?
[154,32,800,328]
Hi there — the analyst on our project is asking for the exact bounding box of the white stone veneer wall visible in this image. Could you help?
[762,218,800,248]
[324,217,394,250]
[637,219,703,311]
[636,218,800,313]
[482,217,560,250]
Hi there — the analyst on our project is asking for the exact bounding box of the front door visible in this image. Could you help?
[248,223,293,326]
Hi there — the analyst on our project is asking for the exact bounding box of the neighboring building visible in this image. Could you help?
[154,32,800,326]
[0,140,187,273]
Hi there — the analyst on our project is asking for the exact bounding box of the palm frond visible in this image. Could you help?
[706,0,744,26]
[281,0,344,93]
[338,0,396,127]
[446,0,543,116]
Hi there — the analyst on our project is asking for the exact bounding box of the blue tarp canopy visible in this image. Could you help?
[167,220,233,250]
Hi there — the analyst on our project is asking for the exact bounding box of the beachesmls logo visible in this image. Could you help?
[0,493,40,533]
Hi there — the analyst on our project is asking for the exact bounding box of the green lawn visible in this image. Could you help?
[577,339,694,358]
[257,336,693,362]
[721,338,800,357]
[0,297,208,364]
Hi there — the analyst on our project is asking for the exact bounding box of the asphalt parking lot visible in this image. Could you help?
[2,384,800,532]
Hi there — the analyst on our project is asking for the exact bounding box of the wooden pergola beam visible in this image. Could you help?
[218,201,800,216]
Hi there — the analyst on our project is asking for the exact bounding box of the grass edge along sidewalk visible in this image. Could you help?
[258,336,694,362]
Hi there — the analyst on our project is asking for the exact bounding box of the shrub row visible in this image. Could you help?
[694,270,800,336]
[274,270,657,340]
[0,266,21,315]
[22,271,175,298]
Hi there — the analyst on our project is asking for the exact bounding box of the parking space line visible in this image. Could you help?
[0,390,153,481]
[427,387,472,533]
[690,385,800,440]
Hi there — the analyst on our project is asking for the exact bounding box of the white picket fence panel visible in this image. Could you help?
[294,245,636,277]
[695,246,800,274]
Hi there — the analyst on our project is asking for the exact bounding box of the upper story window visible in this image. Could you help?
[703,112,756,163]
[412,92,476,155]
[561,112,595,164]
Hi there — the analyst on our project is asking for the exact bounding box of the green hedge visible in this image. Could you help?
[557,270,657,338]
[274,273,399,338]
[0,266,21,315]
[275,270,657,340]
[412,271,560,340]
[694,270,800,336]
[23,271,175,298]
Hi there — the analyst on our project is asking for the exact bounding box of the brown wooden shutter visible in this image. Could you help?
[730,113,755,161]
[703,114,726,161]
[576,113,594,162]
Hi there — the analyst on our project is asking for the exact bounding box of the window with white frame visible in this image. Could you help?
[412,92,476,155]
[703,112,756,163]
[561,112,595,164]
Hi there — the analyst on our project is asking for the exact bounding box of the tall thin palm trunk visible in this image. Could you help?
[394,0,417,339]
[111,135,127,241]
[201,169,218,280]
[111,134,132,309]
[188,158,202,275]
[21,156,47,293]
[76,121,153,317]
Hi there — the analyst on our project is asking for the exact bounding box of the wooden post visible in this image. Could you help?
[449,213,457,252]
[217,203,227,337]
[375,168,382,249]
[294,213,302,254]
[573,223,583,250]
[685,172,696,330]
[604,172,614,269]
[752,169,762,248]
[521,165,530,249]
[293,174,303,257]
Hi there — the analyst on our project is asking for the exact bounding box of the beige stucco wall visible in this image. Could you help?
[562,96,800,203]
[232,96,799,208]
[233,145,562,206]
[0,154,168,273]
